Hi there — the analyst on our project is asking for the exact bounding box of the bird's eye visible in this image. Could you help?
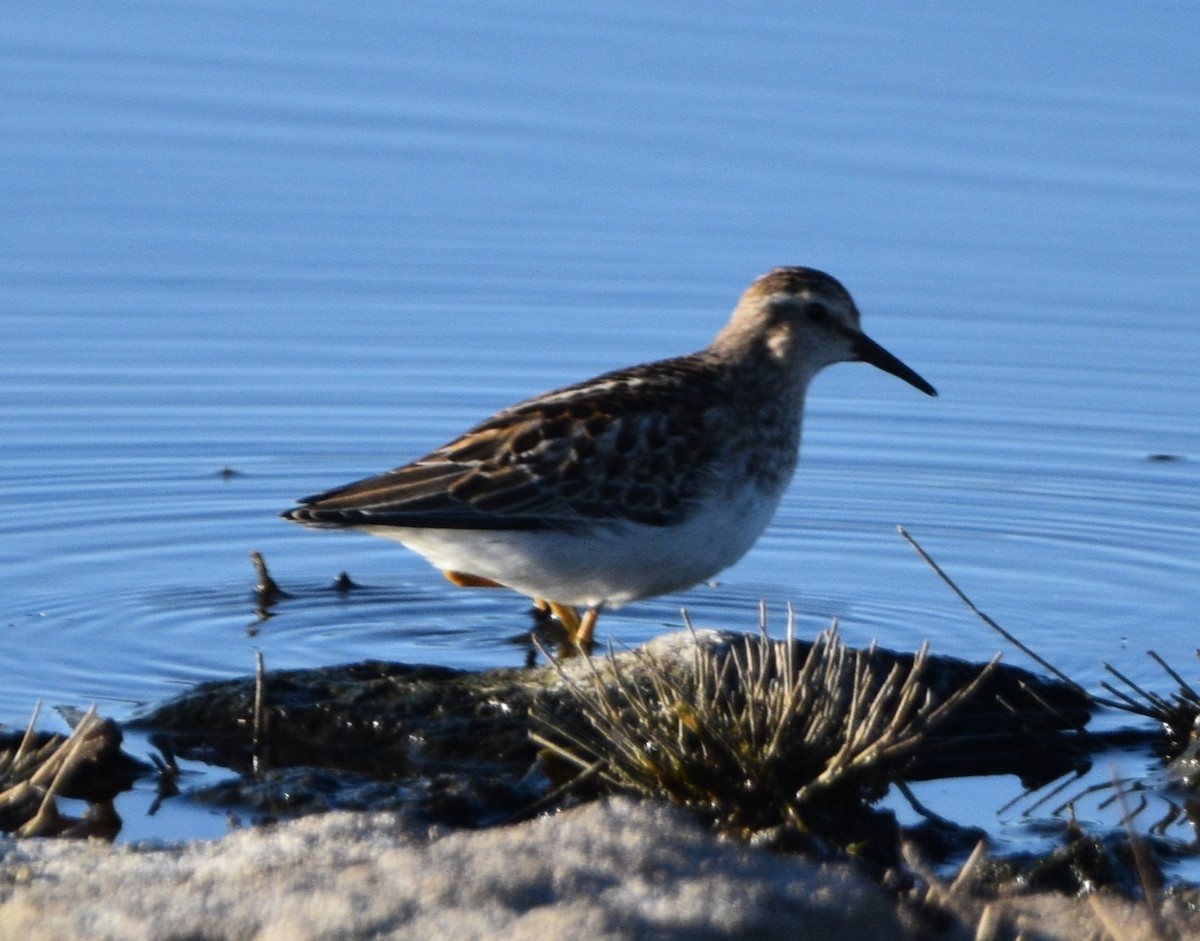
[803,302,829,322]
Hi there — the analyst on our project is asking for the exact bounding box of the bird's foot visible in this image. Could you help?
[547,602,599,654]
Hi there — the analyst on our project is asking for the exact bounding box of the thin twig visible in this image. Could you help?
[253,650,268,776]
[1147,649,1199,703]
[506,750,606,824]
[1102,662,1172,714]
[1110,771,1169,941]
[898,525,1085,694]
[2,703,43,778]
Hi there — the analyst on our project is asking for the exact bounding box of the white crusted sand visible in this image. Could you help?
[0,797,907,941]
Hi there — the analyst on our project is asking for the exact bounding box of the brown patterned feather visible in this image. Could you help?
[284,351,731,531]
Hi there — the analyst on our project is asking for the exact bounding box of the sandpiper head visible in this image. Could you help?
[714,266,937,397]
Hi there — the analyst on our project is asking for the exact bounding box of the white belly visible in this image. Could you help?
[361,484,784,608]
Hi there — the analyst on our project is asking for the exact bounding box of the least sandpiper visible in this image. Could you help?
[283,267,936,647]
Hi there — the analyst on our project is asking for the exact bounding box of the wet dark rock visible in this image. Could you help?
[134,659,548,827]
[968,826,1163,898]
[192,764,540,829]
[1,714,149,838]
[1,718,147,806]
[137,660,540,774]
[132,631,1095,833]
[333,571,359,592]
[903,815,990,865]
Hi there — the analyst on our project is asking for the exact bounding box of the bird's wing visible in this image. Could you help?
[283,355,725,532]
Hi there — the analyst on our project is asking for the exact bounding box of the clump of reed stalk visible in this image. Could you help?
[1101,652,1200,775]
[1081,651,1200,845]
[534,608,995,851]
[0,704,119,838]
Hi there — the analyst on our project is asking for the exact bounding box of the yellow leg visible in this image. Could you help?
[576,607,600,648]
[443,570,504,589]
[441,574,593,647]
[546,603,600,649]
[547,601,582,636]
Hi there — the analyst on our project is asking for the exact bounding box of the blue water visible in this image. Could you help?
[2,2,1198,845]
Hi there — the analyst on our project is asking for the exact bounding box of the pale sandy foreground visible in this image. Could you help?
[0,797,1185,941]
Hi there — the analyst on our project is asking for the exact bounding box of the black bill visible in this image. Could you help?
[853,333,937,397]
